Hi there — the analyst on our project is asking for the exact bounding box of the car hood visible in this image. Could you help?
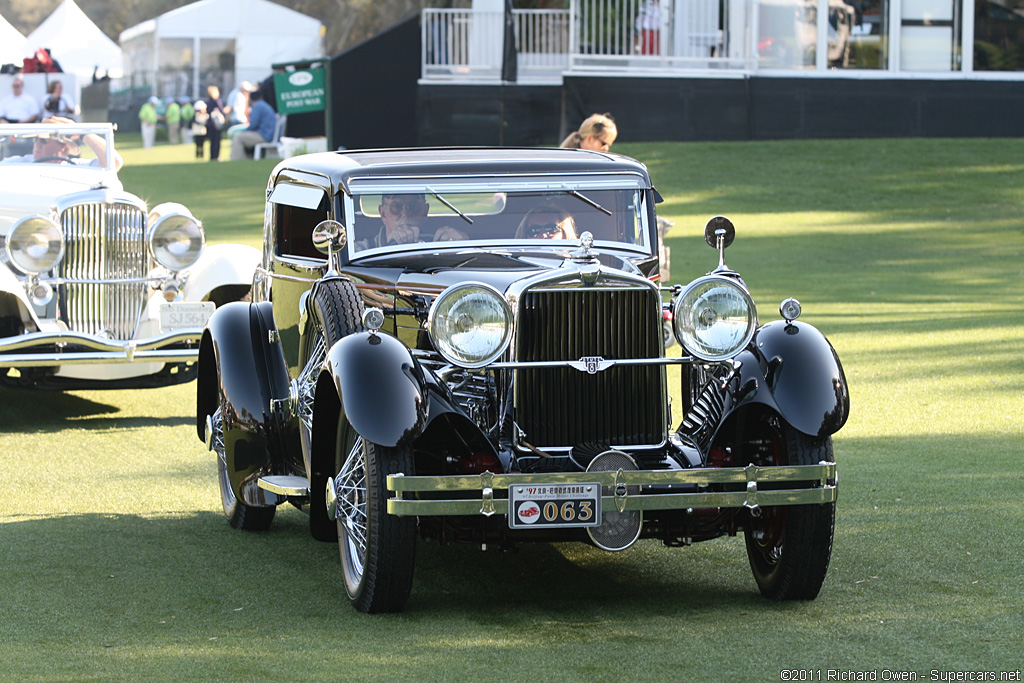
[350,247,648,294]
[0,166,122,235]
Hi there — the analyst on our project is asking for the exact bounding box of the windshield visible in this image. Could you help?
[350,188,650,254]
[0,123,112,168]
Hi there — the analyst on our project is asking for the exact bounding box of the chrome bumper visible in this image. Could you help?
[387,462,837,516]
[0,329,203,367]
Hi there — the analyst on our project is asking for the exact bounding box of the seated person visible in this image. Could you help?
[0,117,123,170]
[357,193,468,249]
[515,204,578,240]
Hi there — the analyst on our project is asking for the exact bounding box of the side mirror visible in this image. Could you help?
[704,215,735,272]
[312,220,347,276]
[704,215,735,250]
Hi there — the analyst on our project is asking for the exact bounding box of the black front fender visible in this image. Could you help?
[722,320,849,438]
[196,301,294,501]
[323,331,428,448]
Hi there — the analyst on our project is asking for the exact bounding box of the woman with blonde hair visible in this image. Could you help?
[560,113,617,152]
[515,204,578,240]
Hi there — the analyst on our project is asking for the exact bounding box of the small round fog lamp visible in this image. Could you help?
[780,297,802,323]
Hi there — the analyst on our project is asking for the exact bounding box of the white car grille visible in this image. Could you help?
[58,201,148,340]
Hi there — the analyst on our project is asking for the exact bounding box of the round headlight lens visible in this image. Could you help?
[428,283,513,368]
[674,276,757,361]
[7,216,64,274]
[149,212,204,270]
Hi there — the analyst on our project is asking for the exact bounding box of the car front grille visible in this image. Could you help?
[514,286,665,449]
[58,201,148,340]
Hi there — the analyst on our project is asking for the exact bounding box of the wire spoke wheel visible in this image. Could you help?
[334,421,416,613]
[743,418,835,601]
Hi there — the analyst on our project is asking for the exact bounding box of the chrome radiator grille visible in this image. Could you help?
[58,201,148,339]
[514,286,665,448]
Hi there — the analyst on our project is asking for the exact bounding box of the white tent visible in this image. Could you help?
[24,0,123,80]
[120,0,323,99]
[0,13,26,68]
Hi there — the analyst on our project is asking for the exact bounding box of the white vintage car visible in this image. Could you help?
[0,122,259,389]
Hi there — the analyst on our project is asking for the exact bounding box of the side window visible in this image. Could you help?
[269,183,330,260]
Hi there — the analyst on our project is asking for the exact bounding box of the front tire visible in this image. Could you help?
[210,401,276,531]
[744,419,835,600]
[331,420,416,613]
[303,279,365,542]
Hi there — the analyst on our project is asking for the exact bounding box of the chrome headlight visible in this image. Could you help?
[148,202,204,271]
[428,282,513,368]
[673,275,757,361]
[6,216,64,274]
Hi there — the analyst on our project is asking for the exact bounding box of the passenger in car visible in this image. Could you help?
[0,117,123,170]
[357,193,468,249]
[515,204,578,240]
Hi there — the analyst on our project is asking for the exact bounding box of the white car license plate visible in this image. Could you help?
[508,483,602,529]
[160,301,215,331]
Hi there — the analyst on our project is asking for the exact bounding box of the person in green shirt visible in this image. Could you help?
[165,98,181,144]
[139,97,158,148]
[180,98,195,144]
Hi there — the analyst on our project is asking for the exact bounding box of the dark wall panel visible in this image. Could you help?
[556,76,1024,142]
[330,14,421,149]
[417,85,562,147]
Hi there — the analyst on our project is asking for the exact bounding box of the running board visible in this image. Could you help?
[257,475,310,497]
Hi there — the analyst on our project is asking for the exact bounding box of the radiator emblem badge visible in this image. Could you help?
[573,356,612,374]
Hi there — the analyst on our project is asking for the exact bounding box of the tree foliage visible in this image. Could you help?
[0,0,469,56]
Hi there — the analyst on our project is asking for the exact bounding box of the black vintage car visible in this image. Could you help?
[196,148,849,613]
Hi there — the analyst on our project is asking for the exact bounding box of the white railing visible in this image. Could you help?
[421,2,752,83]
[572,0,752,72]
[422,9,571,82]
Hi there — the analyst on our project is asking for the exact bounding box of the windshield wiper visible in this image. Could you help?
[428,188,474,224]
[566,188,612,216]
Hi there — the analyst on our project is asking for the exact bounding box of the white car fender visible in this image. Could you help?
[0,263,40,329]
[182,243,261,302]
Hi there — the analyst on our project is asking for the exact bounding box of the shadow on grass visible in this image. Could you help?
[0,385,193,432]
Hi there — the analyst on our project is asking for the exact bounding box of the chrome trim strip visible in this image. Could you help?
[388,488,836,517]
[0,329,202,367]
[386,462,838,516]
[490,356,693,370]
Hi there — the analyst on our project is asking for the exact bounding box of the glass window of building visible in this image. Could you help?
[900,0,961,71]
[841,0,889,68]
[759,0,818,68]
[974,0,1024,71]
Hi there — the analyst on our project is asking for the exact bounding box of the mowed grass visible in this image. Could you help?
[1,137,1021,681]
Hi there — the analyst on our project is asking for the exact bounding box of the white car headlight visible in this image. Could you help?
[428,282,513,368]
[673,276,757,361]
[148,203,204,271]
[7,216,64,274]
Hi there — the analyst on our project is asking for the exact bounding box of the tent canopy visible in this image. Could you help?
[120,0,323,96]
[25,0,122,79]
[0,13,26,67]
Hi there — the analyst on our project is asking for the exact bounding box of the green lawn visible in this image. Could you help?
[1,137,1021,681]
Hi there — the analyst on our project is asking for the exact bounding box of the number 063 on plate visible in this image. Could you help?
[508,483,602,529]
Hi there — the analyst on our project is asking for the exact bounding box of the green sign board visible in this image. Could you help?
[274,68,326,114]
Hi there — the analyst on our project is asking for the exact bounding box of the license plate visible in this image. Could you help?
[508,482,602,529]
[160,301,215,331]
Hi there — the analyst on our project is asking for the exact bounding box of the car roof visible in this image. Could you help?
[272,147,652,193]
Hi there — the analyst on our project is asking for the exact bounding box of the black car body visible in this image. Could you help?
[196,148,849,613]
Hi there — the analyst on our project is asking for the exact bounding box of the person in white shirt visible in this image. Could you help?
[0,77,41,123]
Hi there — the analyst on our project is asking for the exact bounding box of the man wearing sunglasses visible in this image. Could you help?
[375,193,467,246]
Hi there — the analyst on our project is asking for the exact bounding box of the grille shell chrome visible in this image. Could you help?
[57,192,149,340]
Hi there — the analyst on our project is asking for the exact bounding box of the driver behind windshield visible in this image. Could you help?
[360,193,468,248]
[0,117,123,171]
